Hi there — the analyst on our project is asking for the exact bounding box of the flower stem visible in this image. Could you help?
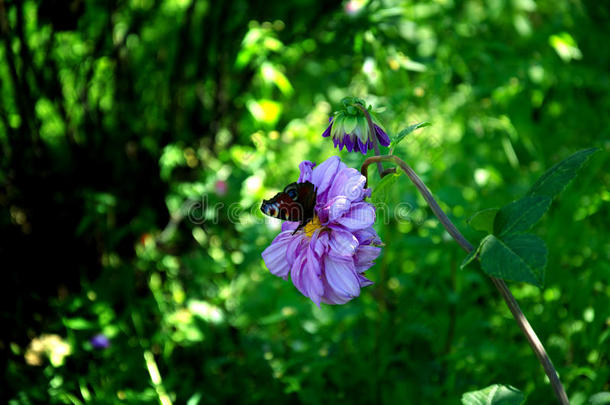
[361,154,569,405]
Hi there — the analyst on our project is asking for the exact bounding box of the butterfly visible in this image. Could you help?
[261,181,317,234]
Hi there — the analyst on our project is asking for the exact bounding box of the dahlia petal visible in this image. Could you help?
[311,156,345,201]
[320,284,350,304]
[353,227,382,245]
[306,248,324,302]
[298,161,316,183]
[323,254,360,299]
[262,231,294,280]
[335,202,375,230]
[286,235,306,267]
[328,196,351,222]
[357,273,374,287]
[313,231,329,257]
[375,125,391,146]
[291,249,324,306]
[320,277,351,305]
[354,245,381,272]
[328,228,359,256]
[317,195,350,224]
[289,253,308,291]
[327,167,366,202]
[281,221,299,232]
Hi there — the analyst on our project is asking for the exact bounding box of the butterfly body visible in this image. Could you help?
[261,181,317,233]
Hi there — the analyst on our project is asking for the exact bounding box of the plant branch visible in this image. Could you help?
[361,154,569,405]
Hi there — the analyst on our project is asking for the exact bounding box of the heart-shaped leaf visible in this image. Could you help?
[467,208,499,233]
[479,233,547,287]
[494,196,551,236]
[528,148,598,199]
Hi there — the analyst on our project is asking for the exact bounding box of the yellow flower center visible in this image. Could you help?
[304,215,323,237]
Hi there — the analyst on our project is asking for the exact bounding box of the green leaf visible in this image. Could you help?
[187,392,204,405]
[494,196,551,236]
[589,392,610,405]
[391,121,431,148]
[461,384,525,405]
[460,240,484,270]
[371,171,401,204]
[527,148,598,199]
[479,233,548,287]
[63,317,94,330]
[467,208,499,233]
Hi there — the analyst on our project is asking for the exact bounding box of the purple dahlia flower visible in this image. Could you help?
[262,156,382,306]
[321,113,391,155]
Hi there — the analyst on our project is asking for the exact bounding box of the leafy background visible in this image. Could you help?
[1,0,608,404]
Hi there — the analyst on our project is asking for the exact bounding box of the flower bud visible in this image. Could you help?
[322,97,390,154]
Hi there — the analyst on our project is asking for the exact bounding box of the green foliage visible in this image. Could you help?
[588,392,610,405]
[371,171,401,204]
[527,148,599,199]
[390,121,431,151]
[493,196,551,236]
[464,148,598,288]
[467,208,499,234]
[461,384,525,405]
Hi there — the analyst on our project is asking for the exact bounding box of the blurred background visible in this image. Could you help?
[1,0,609,403]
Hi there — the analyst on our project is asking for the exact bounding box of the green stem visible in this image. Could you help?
[361,154,569,405]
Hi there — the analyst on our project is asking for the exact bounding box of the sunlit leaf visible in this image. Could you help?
[549,32,583,62]
[589,392,610,405]
[247,99,282,125]
[371,171,401,204]
[461,384,525,405]
[260,62,293,96]
[63,318,94,330]
[401,58,427,72]
[391,121,431,150]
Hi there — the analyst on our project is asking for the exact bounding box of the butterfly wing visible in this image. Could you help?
[295,182,316,225]
[261,181,316,225]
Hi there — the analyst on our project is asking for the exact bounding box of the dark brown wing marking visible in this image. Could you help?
[261,181,317,232]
